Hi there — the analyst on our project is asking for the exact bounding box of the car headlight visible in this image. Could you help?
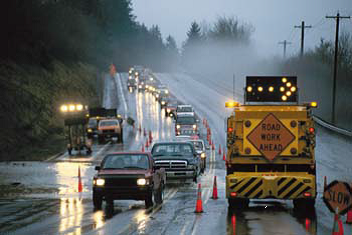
[95,178,105,186]
[161,101,166,105]
[167,108,171,113]
[165,90,169,94]
[88,128,93,133]
[193,124,197,130]
[201,153,206,158]
[187,164,196,169]
[146,85,149,88]
[176,125,181,129]
[137,178,147,186]
[139,85,142,88]
[156,94,159,98]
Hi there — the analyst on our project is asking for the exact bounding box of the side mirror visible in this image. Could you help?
[196,119,200,123]
[95,166,101,171]
[206,146,210,150]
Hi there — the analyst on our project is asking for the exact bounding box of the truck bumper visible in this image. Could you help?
[226,172,316,200]
[165,170,195,179]
[93,185,152,200]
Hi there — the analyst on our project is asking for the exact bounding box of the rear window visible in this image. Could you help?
[99,120,119,127]
[152,144,193,156]
[176,117,196,124]
[102,154,149,169]
[177,107,192,112]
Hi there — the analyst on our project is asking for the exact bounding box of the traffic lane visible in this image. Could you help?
[0,74,175,234]
[156,73,330,235]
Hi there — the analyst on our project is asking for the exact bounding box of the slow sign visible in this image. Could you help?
[323,180,352,215]
[247,113,295,161]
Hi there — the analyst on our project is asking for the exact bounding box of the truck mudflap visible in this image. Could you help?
[226,172,316,200]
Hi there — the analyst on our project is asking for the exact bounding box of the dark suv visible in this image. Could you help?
[151,142,200,182]
[93,152,166,209]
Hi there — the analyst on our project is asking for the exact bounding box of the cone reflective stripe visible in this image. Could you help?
[195,183,203,213]
[212,176,218,199]
[219,144,222,155]
[223,149,226,161]
[78,166,83,193]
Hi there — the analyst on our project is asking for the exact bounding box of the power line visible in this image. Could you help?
[278,40,292,59]
[294,21,312,57]
[326,12,351,124]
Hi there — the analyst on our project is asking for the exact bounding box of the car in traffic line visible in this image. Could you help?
[189,139,208,173]
[176,104,194,118]
[175,112,199,136]
[92,152,166,209]
[165,99,178,118]
[97,119,123,144]
[151,142,200,183]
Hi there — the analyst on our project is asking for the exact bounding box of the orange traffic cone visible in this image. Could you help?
[149,137,152,145]
[212,176,218,199]
[218,144,222,155]
[195,183,203,213]
[232,215,236,235]
[209,139,212,146]
[223,150,226,161]
[78,166,83,193]
[145,139,149,149]
[332,208,344,235]
[305,218,311,231]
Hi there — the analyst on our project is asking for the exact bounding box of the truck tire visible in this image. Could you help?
[155,182,164,204]
[145,191,154,208]
[93,192,102,210]
[228,198,249,209]
[193,171,198,183]
[293,198,315,211]
[98,136,104,144]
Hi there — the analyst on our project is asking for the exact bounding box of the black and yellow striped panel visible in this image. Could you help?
[230,177,264,198]
[277,177,312,199]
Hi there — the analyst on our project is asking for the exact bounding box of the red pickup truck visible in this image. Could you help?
[92,152,166,209]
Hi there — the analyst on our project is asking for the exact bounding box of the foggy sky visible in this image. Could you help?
[131,0,351,58]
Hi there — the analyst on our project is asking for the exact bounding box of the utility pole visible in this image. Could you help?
[326,13,351,124]
[294,21,312,57]
[278,40,292,59]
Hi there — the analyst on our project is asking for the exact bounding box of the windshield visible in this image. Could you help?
[102,154,149,169]
[88,119,98,127]
[152,144,193,156]
[177,107,192,112]
[190,141,203,150]
[99,120,119,127]
[176,117,196,125]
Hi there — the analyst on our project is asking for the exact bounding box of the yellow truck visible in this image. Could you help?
[225,76,317,210]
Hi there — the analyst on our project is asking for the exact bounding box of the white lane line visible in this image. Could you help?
[115,73,128,118]
[92,142,111,161]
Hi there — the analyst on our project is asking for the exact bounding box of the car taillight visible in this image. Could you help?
[228,127,233,132]
[230,192,237,197]
[309,127,315,134]
[303,192,311,197]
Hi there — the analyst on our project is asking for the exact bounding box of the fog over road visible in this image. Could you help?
[0,73,351,235]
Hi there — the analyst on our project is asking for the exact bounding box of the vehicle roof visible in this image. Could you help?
[176,112,195,117]
[152,141,193,145]
[177,104,192,108]
[189,139,204,143]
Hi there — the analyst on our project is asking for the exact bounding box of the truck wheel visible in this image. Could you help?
[145,191,154,208]
[293,198,315,211]
[93,192,102,210]
[98,136,104,144]
[228,198,249,209]
[155,182,164,204]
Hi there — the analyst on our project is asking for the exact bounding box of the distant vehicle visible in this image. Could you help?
[155,87,169,102]
[87,118,99,139]
[159,96,170,109]
[176,105,194,117]
[189,139,208,173]
[87,108,122,138]
[127,74,137,90]
[151,142,200,182]
[165,100,178,117]
[60,103,92,156]
[175,113,199,136]
[97,119,123,144]
[92,152,166,209]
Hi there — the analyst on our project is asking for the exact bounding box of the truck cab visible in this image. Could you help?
[93,152,166,209]
[225,76,317,210]
[97,119,123,144]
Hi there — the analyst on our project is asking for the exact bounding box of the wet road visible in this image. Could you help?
[0,73,351,235]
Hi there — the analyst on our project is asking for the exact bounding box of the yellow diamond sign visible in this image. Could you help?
[247,113,295,161]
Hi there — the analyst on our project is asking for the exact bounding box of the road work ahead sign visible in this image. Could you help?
[323,180,352,215]
[247,113,295,161]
